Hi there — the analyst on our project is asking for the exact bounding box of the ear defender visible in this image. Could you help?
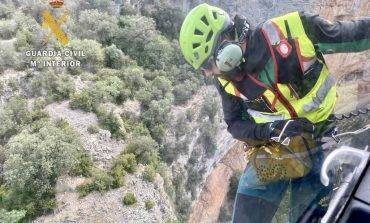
[215,42,243,72]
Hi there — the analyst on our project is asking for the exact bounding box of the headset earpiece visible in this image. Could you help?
[215,42,243,72]
[214,17,251,80]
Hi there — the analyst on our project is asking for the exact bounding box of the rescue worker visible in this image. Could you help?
[179,3,370,223]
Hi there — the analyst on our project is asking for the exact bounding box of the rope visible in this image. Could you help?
[328,107,370,122]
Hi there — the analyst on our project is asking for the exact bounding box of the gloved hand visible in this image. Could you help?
[270,118,315,138]
[256,118,315,141]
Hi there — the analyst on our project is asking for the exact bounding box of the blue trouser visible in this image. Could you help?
[232,153,330,223]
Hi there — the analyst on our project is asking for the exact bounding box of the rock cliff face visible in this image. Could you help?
[188,0,370,222]
[173,0,315,23]
[316,0,370,112]
[317,0,370,81]
[189,142,246,223]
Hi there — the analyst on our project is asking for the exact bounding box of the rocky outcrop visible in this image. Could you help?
[317,0,370,81]
[34,168,176,223]
[189,142,246,223]
[45,101,125,169]
[316,0,370,112]
[172,0,316,24]
[40,101,177,223]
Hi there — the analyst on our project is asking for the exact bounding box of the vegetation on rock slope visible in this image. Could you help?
[0,0,222,222]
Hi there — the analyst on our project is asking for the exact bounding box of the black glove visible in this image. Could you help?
[256,118,315,140]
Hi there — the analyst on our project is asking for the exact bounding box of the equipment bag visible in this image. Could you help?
[246,133,317,185]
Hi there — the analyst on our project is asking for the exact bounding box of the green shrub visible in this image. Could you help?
[185,109,195,122]
[0,80,4,93]
[0,42,22,71]
[186,166,204,198]
[76,168,114,197]
[199,122,218,157]
[175,115,189,139]
[7,78,19,91]
[32,98,48,110]
[173,80,198,105]
[175,195,192,222]
[156,162,170,180]
[141,35,176,70]
[188,149,201,165]
[13,11,43,48]
[0,96,32,144]
[176,138,190,155]
[28,70,75,101]
[0,19,17,39]
[2,120,82,219]
[0,4,13,19]
[141,99,172,128]
[122,193,137,206]
[90,168,114,192]
[165,218,181,223]
[145,200,155,210]
[56,119,71,129]
[120,112,137,133]
[87,124,100,134]
[117,66,147,97]
[131,122,151,137]
[201,94,219,123]
[104,44,128,69]
[150,124,165,144]
[89,76,127,104]
[67,39,104,73]
[160,142,179,164]
[76,0,111,14]
[151,76,172,97]
[71,154,93,177]
[52,74,76,101]
[124,136,159,166]
[97,109,126,139]
[78,9,119,45]
[14,28,34,52]
[120,3,137,16]
[141,0,184,40]
[143,165,156,182]
[110,164,126,188]
[76,181,95,197]
[116,15,157,60]
[0,209,27,223]
[112,153,137,174]
[135,87,153,107]
[69,90,95,112]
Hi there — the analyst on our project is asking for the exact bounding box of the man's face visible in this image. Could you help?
[200,58,221,77]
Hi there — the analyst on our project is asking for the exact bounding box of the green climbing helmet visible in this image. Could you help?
[179,3,232,69]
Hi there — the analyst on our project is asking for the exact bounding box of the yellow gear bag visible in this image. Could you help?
[245,133,317,185]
